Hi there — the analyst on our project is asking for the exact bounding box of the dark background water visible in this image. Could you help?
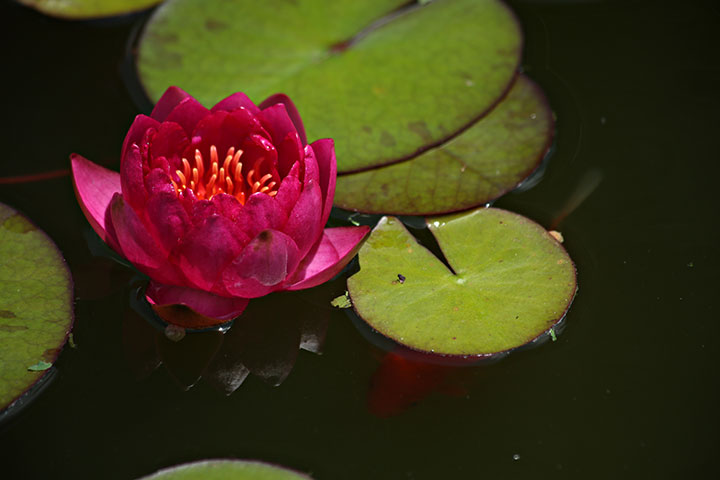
[1,0,718,478]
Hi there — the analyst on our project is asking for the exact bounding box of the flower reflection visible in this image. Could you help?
[123,287,329,392]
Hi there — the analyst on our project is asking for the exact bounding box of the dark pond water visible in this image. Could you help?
[1,0,718,478]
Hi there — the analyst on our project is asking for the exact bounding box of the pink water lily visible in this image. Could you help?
[71,87,369,326]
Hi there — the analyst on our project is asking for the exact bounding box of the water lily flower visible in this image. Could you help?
[71,87,369,326]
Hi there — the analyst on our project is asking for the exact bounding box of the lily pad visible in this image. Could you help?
[138,459,313,480]
[136,0,522,173]
[16,0,162,19]
[0,203,74,411]
[334,75,554,214]
[347,208,576,356]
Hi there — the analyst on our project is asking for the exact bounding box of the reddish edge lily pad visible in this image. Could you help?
[334,75,554,215]
[138,459,313,480]
[136,0,522,173]
[0,203,74,411]
[347,208,577,356]
[16,0,162,19]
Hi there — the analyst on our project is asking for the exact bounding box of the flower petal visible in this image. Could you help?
[239,133,279,174]
[176,214,248,292]
[165,96,211,136]
[151,86,192,122]
[70,154,121,247]
[233,192,287,240]
[121,115,159,163]
[286,226,370,291]
[210,193,242,221]
[302,144,320,184]
[273,173,302,216]
[110,193,179,285]
[121,144,148,211]
[276,131,304,178]
[310,138,337,228]
[283,182,323,258]
[144,168,176,196]
[149,121,189,161]
[212,92,260,116]
[259,103,297,145]
[222,229,301,298]
[145,281,248,321]
[260,104,303,178]
[144,191,191,253]
[260,93,307,146]
[189,199,216,225]
[189,110,269,162]
[283,145,323,257]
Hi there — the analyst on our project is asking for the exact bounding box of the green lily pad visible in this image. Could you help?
[347,208,576,356]
[138,460,312,480]
[16,0,162,19]
[0,203,74,411]
[334,75,554,215]
[136,0,522,173]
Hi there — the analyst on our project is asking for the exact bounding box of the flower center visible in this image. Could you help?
[171,145,278,204]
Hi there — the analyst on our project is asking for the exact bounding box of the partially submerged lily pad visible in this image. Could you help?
[334,75,554,214]
[16,0,162,19]
[136,0,522,173]
[347,208,576,356]
[0,203,74,412]
[138,459,313,480]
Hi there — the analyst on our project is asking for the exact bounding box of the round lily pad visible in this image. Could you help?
[334,75,554,215]
[138,459,313,480]
[136,0,522,173]
[16,0,162,19]
[0,203,74,412]
[347,208,576,356]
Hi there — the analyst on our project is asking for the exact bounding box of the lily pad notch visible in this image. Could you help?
[347,207,577,358]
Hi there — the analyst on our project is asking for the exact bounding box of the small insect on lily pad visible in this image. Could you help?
[347,207,577,357]
[137,459,313,480]
[0,203,74,413]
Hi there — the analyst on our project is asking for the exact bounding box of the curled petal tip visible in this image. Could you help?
[259,93,307,145]
[286,226,370,291]
[151,86,192,122]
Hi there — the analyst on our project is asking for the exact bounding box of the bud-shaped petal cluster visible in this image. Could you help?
[72,87,368,324]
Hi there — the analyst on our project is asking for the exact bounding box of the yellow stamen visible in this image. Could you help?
[172,145,278,204]
[182,158,191,179]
